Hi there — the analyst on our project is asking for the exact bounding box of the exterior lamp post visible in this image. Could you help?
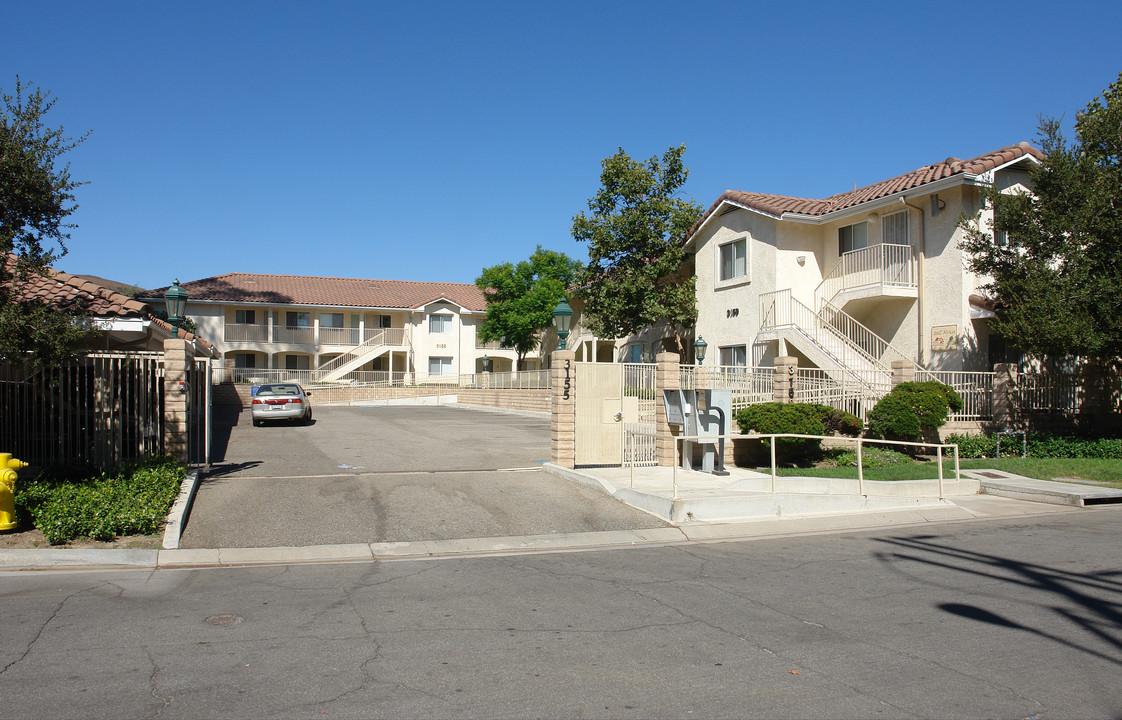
[552,299,573,351]
[482,354,490,373]
[694,336,707,365]
[164,279,188,331]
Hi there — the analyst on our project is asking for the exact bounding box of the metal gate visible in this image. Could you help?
[575,363,656,467]
[0,352,165,466]
[187,356,213,469]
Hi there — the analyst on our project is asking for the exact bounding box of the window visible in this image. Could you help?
[428,356,453,376]
[234,309,256,324]
[838,222,868,255]
[320,313,344,328]
[629,344,643,363]
[719,238,747,281]
[379,314,392,328]
[719,346,747,368]
[429,314,453,333]
[234,353,256,369]
[882,212,908,245]
[285,355,310,370]
[286,311,311,327]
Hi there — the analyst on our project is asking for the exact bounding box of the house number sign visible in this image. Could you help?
[563,359,571,400]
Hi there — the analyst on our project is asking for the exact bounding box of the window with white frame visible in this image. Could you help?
[379,314,392,328]
[719,238,748,281]
[429,314,453,334]
[233,353,256,369]
[838,221,868,255]
[629,344,643,363]
[882,211,909,245]
[428,356,453,376]
[320,312,344,328]
[234,309,256,324]
[719,345,747,368]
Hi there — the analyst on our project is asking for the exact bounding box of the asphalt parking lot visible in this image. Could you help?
[180,404,668,548]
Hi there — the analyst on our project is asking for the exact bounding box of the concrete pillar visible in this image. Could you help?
[891,360,915,387]
[550,350,576,468]
[655,352,681,467]
[773,356,798,403]
[164,338,195,463]
[993,362,1017,429]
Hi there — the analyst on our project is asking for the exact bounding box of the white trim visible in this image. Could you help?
[93,318,150,332]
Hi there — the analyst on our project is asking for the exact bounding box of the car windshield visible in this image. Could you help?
[256,384,302,397]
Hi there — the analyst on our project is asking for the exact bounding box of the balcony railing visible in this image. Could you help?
[224,324,269,343]
[319,327,363,346]
[272,325,314,344]
[815,243,915,309]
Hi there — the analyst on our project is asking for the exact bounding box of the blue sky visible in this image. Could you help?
[4,0,1120,291]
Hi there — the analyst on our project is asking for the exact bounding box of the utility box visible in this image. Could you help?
[682,389,732,474]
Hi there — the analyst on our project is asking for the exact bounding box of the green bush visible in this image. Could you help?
[945,432,1122,459]
[866,381,960,441]
[736,402,862,459]
[866,394,923,441]
[15,456,185,545]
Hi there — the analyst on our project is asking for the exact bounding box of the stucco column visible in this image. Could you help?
[993,362,1018,429]
[163,338,195,463]
[550,350,576,468]
[773,356,798,403]
[891,360,915,387]
[655,352,681,467]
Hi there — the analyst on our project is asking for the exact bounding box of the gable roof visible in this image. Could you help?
[144,273,488,312]
[688,142,1044,239]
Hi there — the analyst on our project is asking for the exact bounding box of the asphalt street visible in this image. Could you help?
[3,509,1121,718]
[181,405,667,547]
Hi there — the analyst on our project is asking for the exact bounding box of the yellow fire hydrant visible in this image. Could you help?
[0,453,28,532]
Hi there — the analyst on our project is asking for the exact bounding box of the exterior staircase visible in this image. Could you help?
[311,328,408,383]
[759,289,925,396]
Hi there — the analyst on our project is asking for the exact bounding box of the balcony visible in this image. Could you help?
[815,243,917,309]
[224,324,269,343]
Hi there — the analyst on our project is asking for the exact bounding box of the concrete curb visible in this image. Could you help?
[0,501,1089,572]
[162,468,202,550]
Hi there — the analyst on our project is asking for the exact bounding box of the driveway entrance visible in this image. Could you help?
[180,405,667,548]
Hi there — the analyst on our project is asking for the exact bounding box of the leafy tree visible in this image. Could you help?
[571,145,703,354]
[475,246,582,370]
[959,72,1122,360]
[0,77,91,363]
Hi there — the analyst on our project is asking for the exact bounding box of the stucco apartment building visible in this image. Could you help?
[147,273,540,381]
[683,142,1042,379]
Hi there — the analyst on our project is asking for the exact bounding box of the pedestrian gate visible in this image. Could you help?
[575,363,656,467]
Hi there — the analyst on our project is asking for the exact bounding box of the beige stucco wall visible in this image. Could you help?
[692,172,1024,372]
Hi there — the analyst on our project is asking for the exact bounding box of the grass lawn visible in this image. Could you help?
[771,457,1122,486]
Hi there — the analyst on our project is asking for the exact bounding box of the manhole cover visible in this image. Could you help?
[204,614,243,626]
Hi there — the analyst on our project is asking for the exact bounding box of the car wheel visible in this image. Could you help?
[304,409,312,424]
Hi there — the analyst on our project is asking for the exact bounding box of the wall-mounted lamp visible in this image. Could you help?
[931,194,946,216]
[796,255,806,266]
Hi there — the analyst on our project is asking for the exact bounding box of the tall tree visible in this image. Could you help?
[571,144,703,353]
[475,246,582,370]
[0,77,91,363]
[960,72,1122,361]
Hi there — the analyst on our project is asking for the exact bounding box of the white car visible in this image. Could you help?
[251,383,312,426]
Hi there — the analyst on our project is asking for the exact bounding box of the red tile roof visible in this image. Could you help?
[144,273,489,312]
[5,256,149,317]
[4,255,216,352]
[688,142,1044,238]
